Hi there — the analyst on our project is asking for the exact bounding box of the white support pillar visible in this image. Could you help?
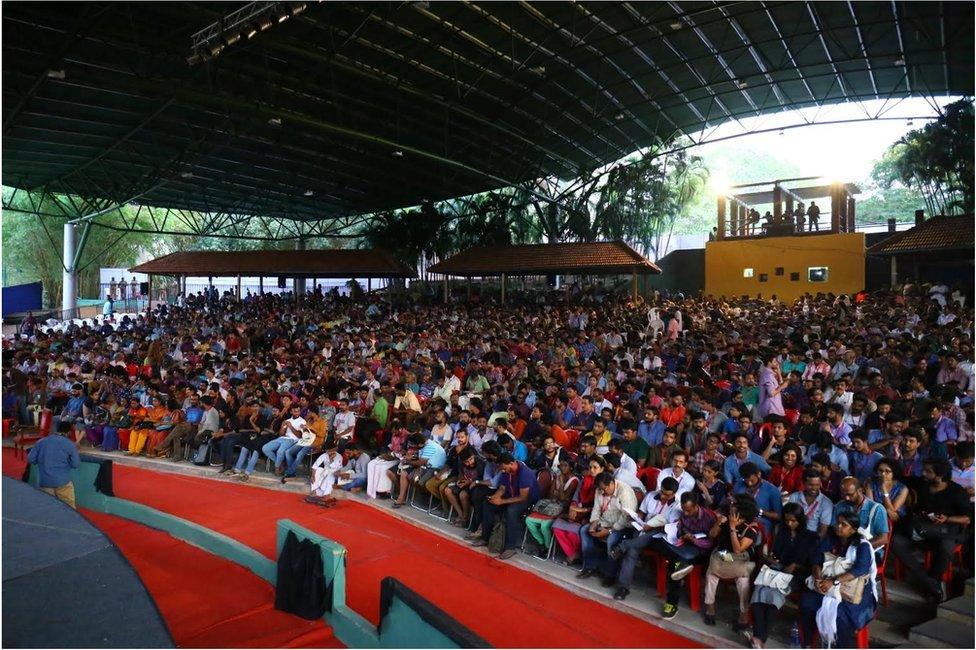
[890,256,898,288]
[62,223,77,316]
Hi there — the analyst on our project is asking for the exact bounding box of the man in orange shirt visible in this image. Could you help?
[660,393,686,429]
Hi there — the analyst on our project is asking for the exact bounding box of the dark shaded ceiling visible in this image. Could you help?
[3,1,973,223]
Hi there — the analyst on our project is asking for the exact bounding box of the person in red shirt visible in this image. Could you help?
[769,443,805,495]
[660,393,686,429]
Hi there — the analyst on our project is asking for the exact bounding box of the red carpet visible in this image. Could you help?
[4,449,699,648]
[83,510,342,649]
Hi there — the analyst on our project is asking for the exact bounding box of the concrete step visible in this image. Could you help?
[939,595,975,626]
[908,618,974,648]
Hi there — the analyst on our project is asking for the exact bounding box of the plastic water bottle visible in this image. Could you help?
[789,622,801,648]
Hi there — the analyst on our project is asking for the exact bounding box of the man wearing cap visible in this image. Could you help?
[28,421,81,509]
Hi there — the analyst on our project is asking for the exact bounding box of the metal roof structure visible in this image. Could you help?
[129,248,417,277]
[3,1,973,236]
[429,240,661,276]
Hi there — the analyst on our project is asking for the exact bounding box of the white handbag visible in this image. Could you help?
[754,565,793,593]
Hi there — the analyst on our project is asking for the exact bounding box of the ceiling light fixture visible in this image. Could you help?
[304,189,314,196]
[246,23,259,39]
[268,117,282,126]
[894,57,905,66]
[180,171,194,179]
[735,80,748,89]
[670,22,683,30]
[46,69,66,80]
[530,65,546,75]
[392,150,404,157]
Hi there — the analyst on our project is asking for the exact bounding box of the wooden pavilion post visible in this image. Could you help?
[236,275,242,299]
[147,274,153,311]
[631,268,638,301]
[716,195,726,240]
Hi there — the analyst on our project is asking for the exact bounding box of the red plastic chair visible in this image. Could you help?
[14,408,52,459]
[877,521,894,606]
[638,466,660,492]
[784,409,800,427]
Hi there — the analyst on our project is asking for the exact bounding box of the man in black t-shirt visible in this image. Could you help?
[891,457,973,603]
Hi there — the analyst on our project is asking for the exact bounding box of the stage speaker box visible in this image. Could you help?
[277,277,287,288]
[139,282,149,294]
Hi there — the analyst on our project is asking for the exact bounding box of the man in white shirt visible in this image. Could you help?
[332,398,357,443]
[262,404,304,475]
[657,450,696,497]
[606,477,681,591]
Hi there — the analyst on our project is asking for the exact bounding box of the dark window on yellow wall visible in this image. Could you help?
[759,273,768,282]
[790,272,800,281]
[775,267,784,276]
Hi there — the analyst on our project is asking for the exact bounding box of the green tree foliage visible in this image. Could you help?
[361,145,709,266]
[1,190,168,307]
[873,98,974,216]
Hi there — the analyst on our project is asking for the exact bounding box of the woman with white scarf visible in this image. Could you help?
[799,511,877,648]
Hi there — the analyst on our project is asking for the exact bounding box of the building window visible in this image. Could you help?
[759,273,768,282]
[808,267,829,282]
[775,267,784,276]
[743,268,754,278]
[790,272,800,281]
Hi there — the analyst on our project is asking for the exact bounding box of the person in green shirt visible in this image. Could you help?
[619,421,651,468]
[371,387,390,429]
[465,371,490,396]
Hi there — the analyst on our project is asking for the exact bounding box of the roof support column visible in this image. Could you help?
[631,269,638,302]
[259,276,264,295]
[890,256,898,288]
[501,274,507,304]
[295,239,306,305]
[236,275,242,300]
[443,276,449,304]
[147,274,153,312]
[62,223,78,318]
[830,184,841,232]
[467,277,472,301]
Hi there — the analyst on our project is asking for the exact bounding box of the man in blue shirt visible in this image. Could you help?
[28,422,81,509]
[391,433,446,508]
[723,434,771,484]
[833,477,889,556]
[733,462,782,534]
[467,452,539,560]
[637,407,666,447]
[848,430,883,482]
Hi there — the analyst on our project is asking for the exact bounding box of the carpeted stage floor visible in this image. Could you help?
[3,448,699,648]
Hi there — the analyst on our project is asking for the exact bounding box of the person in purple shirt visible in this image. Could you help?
[756,355,787,420]
[467,452,539,559]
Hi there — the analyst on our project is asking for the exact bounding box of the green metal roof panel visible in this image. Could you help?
[3,1,972,223]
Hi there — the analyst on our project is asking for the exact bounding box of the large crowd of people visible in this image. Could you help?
[4,279,973,648]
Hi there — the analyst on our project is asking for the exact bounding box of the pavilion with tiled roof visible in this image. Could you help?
[130,248,415,302]
[867,214,974,287]
[429,241,660,301]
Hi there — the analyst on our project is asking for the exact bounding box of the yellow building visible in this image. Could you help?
[705,232,865,302]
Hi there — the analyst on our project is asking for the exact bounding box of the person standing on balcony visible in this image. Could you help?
[806,201,820,231]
